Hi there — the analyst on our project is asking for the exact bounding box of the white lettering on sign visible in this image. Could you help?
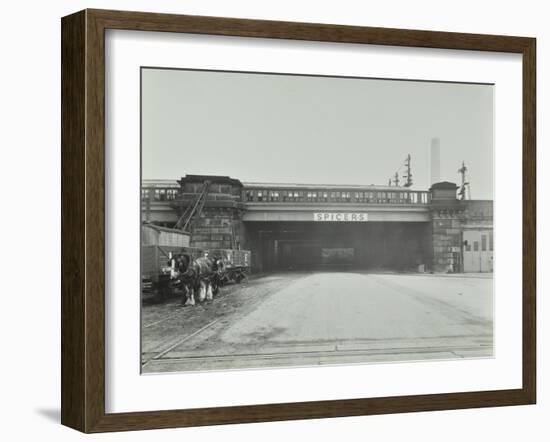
[313,212,369,222]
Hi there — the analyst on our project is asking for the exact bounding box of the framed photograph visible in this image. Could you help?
[61,9,536,433]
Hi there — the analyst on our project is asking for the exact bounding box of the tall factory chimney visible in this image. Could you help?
[430,137,441,185]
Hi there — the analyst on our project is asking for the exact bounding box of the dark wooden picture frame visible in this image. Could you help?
[61,9,536,433]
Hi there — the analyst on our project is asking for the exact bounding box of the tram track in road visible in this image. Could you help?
[143,338,494,373]
[143,309,184,329]
[141,272,309,363]
[142,318,221,368]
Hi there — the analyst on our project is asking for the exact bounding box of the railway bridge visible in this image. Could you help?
[142,175,493,273]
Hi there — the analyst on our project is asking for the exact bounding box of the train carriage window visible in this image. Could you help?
[257,190,265,202]
[269,191,280,202]
[489,232,494,251]
[321,191,329,202]
[306,191,317,201]
[154,188,167,201]
[141,189,149,200]
[474,241,479,252]
[166,189,178,200]
[481,235,487,251]
[245,190,254,202]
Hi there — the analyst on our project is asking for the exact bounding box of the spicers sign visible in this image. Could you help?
[313,212,369,222]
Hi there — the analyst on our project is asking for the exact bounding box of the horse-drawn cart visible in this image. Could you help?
[208,249,251,285]
[141,223,251,302]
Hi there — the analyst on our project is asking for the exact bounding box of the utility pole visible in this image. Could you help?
[392,171,400,187]
[458,161,470,200]
[403,154,413,187]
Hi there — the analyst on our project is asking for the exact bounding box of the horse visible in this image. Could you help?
[209,256,226,296]
[193,255,226,302]
[167,253,198,305]
[167,253,226,306]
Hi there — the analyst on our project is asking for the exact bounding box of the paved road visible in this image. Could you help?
[142,272,493,373]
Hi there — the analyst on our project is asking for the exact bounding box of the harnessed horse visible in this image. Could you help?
[168,253,225,306]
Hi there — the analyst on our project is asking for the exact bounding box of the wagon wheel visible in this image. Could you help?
[235,271,246,284]
[156,282,172,303]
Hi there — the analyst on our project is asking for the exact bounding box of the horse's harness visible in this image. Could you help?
[173,255,225,285]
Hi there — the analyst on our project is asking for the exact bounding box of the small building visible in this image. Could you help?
[429,182,493,273]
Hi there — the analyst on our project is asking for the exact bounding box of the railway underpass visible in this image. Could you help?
[243,221,432,272]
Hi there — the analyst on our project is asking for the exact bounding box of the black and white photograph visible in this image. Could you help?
[140,67,494,374]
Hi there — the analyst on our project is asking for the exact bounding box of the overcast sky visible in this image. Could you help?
[142,68,494,199]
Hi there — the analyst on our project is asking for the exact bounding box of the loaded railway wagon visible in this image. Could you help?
[141,223,192,302]
[141,223,251,302]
